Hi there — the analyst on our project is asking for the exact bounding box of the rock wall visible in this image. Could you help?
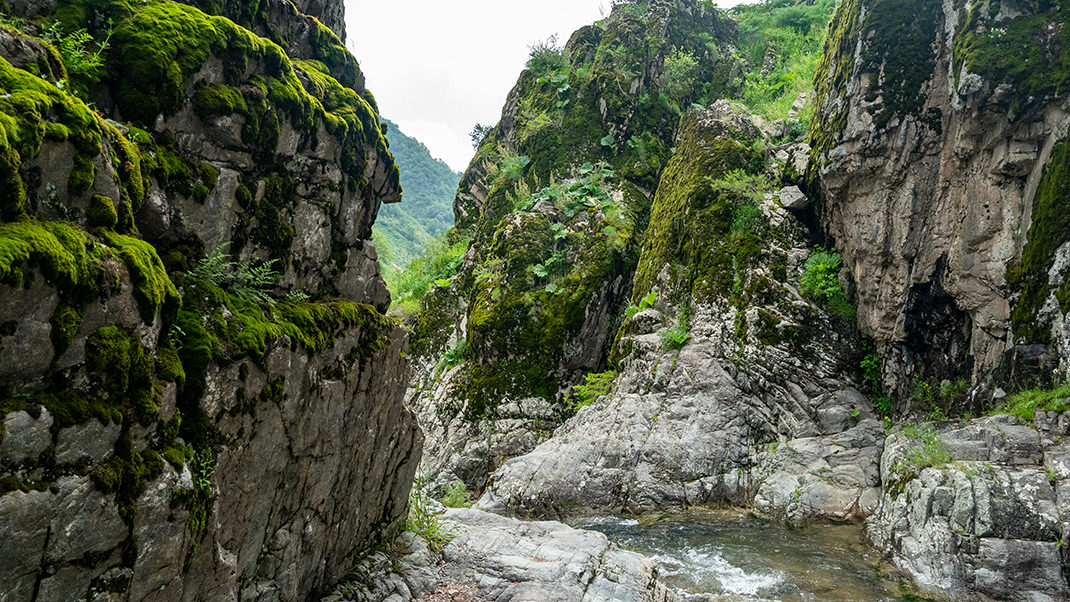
[0,0,421,600]
[480,103,882,525]
[407,0,742,492]
[866,415,1070,599]
[809,0,1070,402]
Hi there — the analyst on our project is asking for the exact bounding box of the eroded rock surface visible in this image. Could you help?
[867,415,1070,600]
[324,508,680,602]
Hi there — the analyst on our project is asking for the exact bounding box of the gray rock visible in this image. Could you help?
[866,419,1070,600]
[55,419,121,465]
[777,185,810,209]
[325,508,680,602]
[1,408,53,465]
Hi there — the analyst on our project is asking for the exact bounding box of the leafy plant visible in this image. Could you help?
[469,122,493,148]
[500,154,531,181]
[526,35,569,76]
[800,249,856,321]
[571,370,618,411]
[439,479,472,508]
[625,290,658,319]
[189,244,280,307]
[664,48,700,109]
[42,22,112,97]
[660,303,692,350]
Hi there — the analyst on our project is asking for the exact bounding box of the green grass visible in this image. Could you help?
[438,479,472,508]
[992,382,1070,421]
[384,232,470,315]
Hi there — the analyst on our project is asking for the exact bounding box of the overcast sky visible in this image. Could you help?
[345,1,753,172]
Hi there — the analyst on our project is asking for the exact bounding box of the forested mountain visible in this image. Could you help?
[374,119,461,273]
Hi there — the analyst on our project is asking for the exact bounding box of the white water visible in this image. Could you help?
[575,511,914,601]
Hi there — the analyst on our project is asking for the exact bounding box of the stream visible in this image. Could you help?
[573,510,911,601]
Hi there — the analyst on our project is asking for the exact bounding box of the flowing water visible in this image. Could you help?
[574,510,912,601]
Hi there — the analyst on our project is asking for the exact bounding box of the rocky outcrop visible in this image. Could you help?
[323,508,680,602]
[809,0,1070,401]
[405,0,742,490]
[0,0,420,600]
[479,104,879,524]
[866,415,1070,600]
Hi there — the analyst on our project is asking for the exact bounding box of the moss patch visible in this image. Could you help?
[1008,139,1070,344]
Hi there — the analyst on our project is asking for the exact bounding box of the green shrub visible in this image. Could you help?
[526,35,569,76]
[571,370,618,411]
[439,479,471,508]
[664,48,700,109]
[800,249,855,321]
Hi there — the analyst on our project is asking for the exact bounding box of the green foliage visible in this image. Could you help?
[384,232,469,315]
[374,118,462,271]
[664,48,700,109]
[800,249,855,322]
[625,290,658,319]
[500,154,531,181]
[901,423,951,469]
[571,370,617,411]
[526,35,569,77]
[188,243,279,307]
[406,472,455,552]
[1008,140,1070,344]
[41,22,111,98]
[992,382,1070,421]
[439,479,471,508]
[660,303,692,351]
[730,0,836,120]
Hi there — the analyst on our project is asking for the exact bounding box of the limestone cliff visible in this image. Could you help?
[0,0,421,600]
[810,0,1070,405]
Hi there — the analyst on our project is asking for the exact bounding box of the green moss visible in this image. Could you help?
[953,0,1070,112]
[632,111,765,299]
[87,194,118,228]
[103,232,179,323]
[192,82,248,118]
[49,302,83,356]
[0,220,102,298]
[0,54,103,218]
[1009,139,1070,343]
[87,325,158,425]
[809,0,940,164]
[68,153,95,196]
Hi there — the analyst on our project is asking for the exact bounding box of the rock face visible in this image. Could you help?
[809,0,1070,400]
[323,508,681,602]
[406,0,742,490]
[0,0,420,600]
[480,104,881,524]
[866,415,1070,600]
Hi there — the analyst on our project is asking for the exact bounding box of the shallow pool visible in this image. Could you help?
[574,510,910,601]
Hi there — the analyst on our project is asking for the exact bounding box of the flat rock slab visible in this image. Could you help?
[325,508,680,602]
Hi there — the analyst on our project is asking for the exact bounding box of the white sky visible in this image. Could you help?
[345,1,754,172]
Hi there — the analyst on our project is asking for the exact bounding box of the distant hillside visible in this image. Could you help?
[374,119,462,272]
